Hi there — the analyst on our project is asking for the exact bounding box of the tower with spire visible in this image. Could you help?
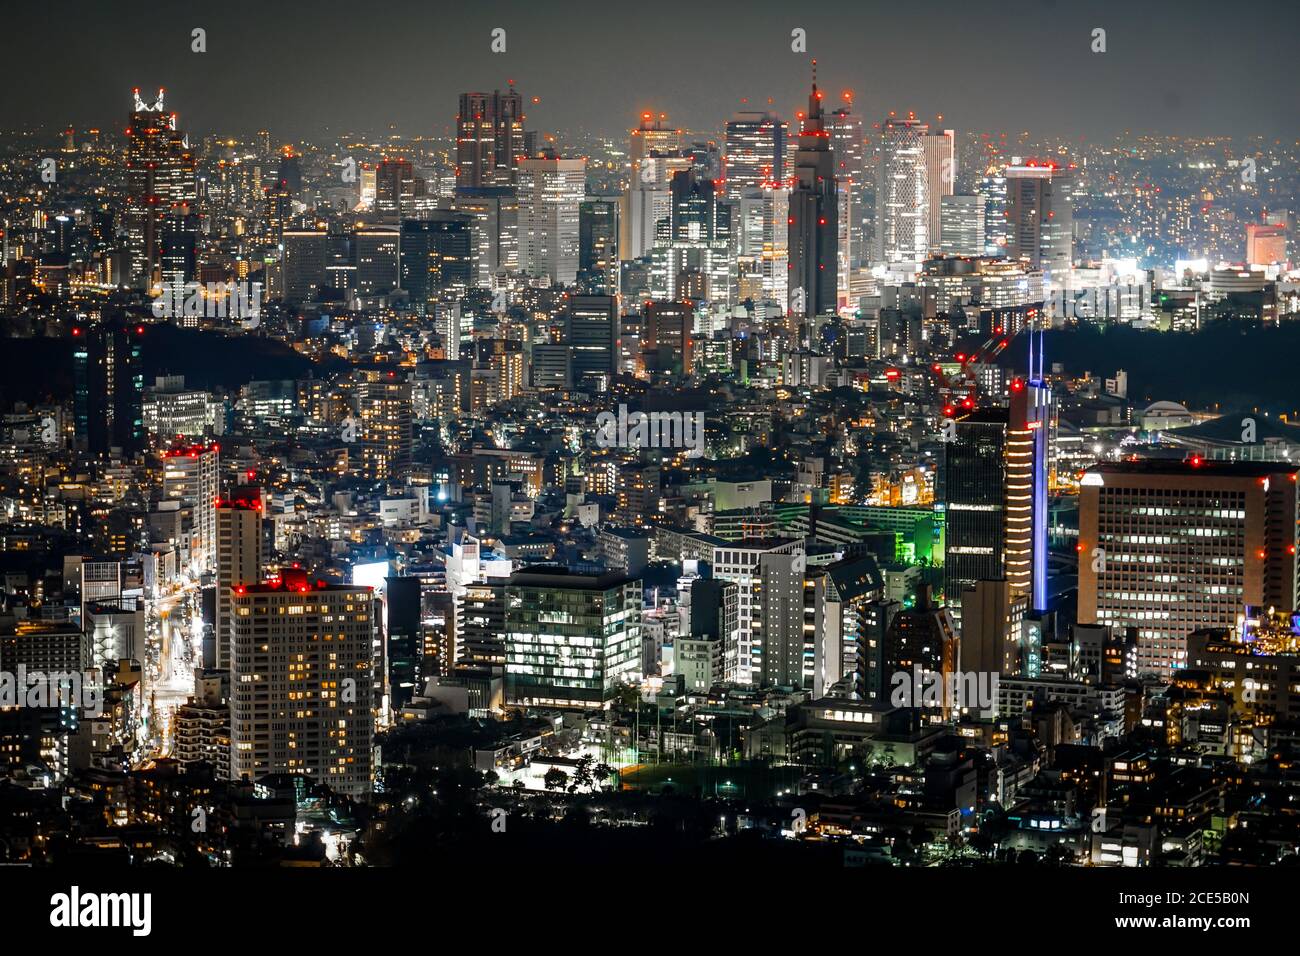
[787,61,839,329]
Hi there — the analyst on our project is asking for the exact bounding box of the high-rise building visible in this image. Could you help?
[724,111,786,198]
[125,89,196,288]
[787,80,838,320]
[1079,459,1300,677]
[939,194,986,257]
[564,294,618,390]
[456,88,527,188]
[711,537,803,686]
[943,407,1010,612]
[578,198,620,293]
[873,117,928,265]
[503,567,642,708]
[229,569,374,796]
[376,157,423,222]
[923,128,955,253]
[356,379,413,481]
[629,112,682,185]
[399,213,473,307]
[1005,162,1074,275]
[451,185,520,286]
[643,300,693,374]
[829,101,865,278]
[161,443,220,574]
[757,549,809,688]
[215,491,263,672]
[72,319,145,457]
[517,157,585,285]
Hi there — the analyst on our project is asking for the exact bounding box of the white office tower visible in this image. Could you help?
[829,104,866,269]
[1005,162,1074,278]
[229,574,375,796]
[923,128,955,253]
[939,194,986,257]
[517,157,586,285]
[873,117,929,267]
[621,154,688,261]
[710,538,803,686]
[724,111,787,198]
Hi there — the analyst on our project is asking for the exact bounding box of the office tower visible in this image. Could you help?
[376,157,422,222]
[530,343,572,389]
[456,580,506,666]
[564,294,618,390]
[72,319,145,457]
[1005,162,1074,275]
[1246,221,1287,266]
[456,88,527,188]
[399,213,473,307]
[942,408,1009,612]
[503,567,642,708]
[160,209,197,288]
[648,169,734,303]
[757,549,809,688]
[262,175,293,250]
[84,603,144,670]
[452,185,519,285]
[873,117,928,265]
[1079,459,1300,677]
[630,112,682,183]
[923,128,956,253]
[711,537,803,685]
[517,157,585,285]
[356,379,412,481]
[161,443,220,574]
[787,79,838,320]
[940,194,985,257]
[125,89,196,288]
[353,226,400,296]
[229,569,374,796]
[215,490,262,672]
[579,198,620,293]
[829,102,865,283]
[724,111,786,197]
[281,229,329,302]
[643,300,693,374]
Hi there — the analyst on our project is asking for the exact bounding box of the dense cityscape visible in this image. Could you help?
[0,5,1296,925]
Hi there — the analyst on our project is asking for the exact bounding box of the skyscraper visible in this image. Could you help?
[1079,459,1300,677]
[829,100,865,276]
[787,77,838,321]
[724,111,786,198]
[72,319,145,457]
[124,89,196,288]
[215,490,262,672]
[564,294,619,391]
[873,117,928,265]
[356,378,413,481]
[161,443,220,575]
[456,88,527,188]
[1005,162,1074,275]
[629,112,682,186]
[939,194,986,257]
[578,198,620,293]
[923,128,956,253]
[399,213,473,307]
[229,569,374,796]
[517,156,585,285]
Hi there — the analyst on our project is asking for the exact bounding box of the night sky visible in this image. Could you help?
[3,0,1297,141]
